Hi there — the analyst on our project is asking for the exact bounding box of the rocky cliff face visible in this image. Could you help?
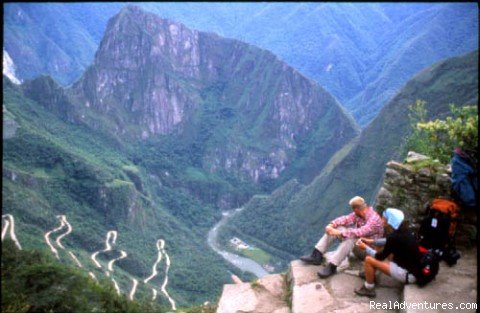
[69,5,359,183]
[73,6,200,136]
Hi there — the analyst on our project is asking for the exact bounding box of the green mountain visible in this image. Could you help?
[2,6,358,306]
[224,50,479,258]
[347,3,480,126]
[68,6,359,186]
[3,78,236,306]
[4,3,477,125]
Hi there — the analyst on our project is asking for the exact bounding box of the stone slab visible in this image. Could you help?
[292,281,333,313]
[289,260,323,286]
[216,274,290,313]
[259,274,287,299]
[217,283,257,313]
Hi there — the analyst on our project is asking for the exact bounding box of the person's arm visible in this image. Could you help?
[330,212,356,228]
[365,246,377,257]
[373,236,395,260]
[362,237,386,256]
[341,215,382,238]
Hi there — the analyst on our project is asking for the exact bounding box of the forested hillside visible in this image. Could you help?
[224,50,479,258]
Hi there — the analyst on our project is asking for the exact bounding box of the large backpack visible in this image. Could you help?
[415,246,441,287]
[418,198,461,265]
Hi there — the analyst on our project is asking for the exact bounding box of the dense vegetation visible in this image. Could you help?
[405,101,478,163]
[1,240,164,313]
[224,50,478,260]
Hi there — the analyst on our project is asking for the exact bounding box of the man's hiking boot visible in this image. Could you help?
[300,248,324,265]
[354,285,376,298]
[317,263,337,278]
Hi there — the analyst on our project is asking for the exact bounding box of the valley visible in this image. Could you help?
[2,3,478,309]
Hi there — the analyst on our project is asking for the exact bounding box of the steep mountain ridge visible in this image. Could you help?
[225,50,478,257]
[68,5,359,184]
[348,3,479,125]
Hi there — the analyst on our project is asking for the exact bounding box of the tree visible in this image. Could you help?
[405,100,478,164]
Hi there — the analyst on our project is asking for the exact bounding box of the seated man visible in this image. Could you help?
[301,196,384,278]
[354,208,421,297]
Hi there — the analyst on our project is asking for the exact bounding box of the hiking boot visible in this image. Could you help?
[354,285,376,298]
[317,263,337,278]
[300,248,324,265]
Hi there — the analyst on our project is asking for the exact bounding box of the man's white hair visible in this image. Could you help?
[349,196,366,207]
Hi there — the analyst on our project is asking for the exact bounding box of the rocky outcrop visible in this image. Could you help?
[73,5,200,136]
[68,5,359,183]
[375,151,476,247]
[22,76,77,123]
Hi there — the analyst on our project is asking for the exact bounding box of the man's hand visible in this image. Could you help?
[326,224,343,239]
[360,237,374,245]
[356,238,367,250]
[330,228,342,237]
[325,224,334,236]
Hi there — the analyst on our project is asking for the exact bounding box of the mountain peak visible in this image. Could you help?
[73,7,358,183]
[119,4,143,14]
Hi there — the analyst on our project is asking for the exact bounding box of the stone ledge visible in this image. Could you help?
[216,274,290,313]
[289,259,401,313]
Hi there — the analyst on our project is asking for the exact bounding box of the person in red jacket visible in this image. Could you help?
[301,196,384,278]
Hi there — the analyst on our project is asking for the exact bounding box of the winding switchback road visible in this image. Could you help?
[2,214,22,250]
[91,230,117,268]
[44,215,69,259]
[143,239,176,309]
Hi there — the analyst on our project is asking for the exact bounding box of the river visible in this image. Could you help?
[207,208,269,278]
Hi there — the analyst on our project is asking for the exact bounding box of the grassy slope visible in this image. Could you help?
[226,50,478,258]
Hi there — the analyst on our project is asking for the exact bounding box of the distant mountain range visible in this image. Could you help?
[4,3,478,125]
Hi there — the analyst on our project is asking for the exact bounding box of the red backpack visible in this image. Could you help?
[418,198,461,266]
